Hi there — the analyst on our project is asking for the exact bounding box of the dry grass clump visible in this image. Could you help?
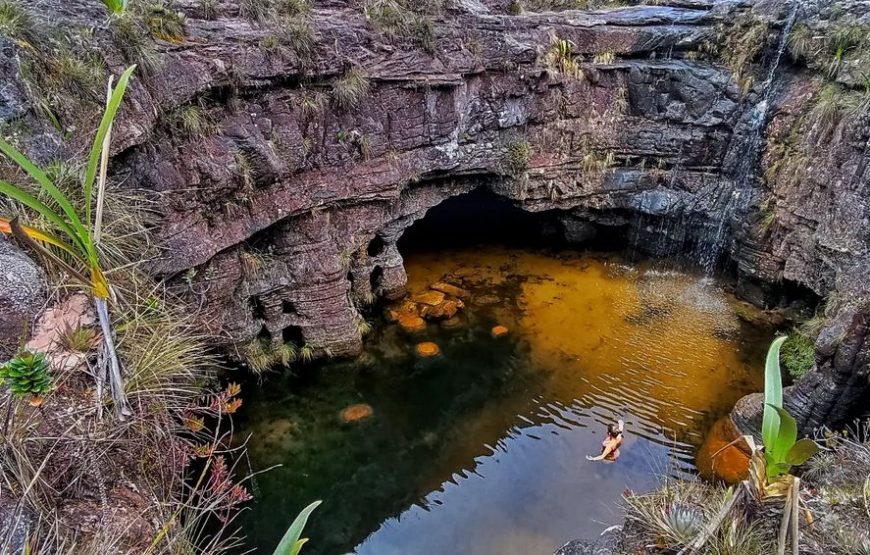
[801,423,870,555]
[331,66,372,110]
[544,32,585,79]
[364,0,438,52]
[702,13,771,91]
[622,478,775,554]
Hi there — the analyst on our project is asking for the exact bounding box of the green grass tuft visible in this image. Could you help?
[544,32,585,79]
[112,13,161,74]
[0,0,32,39]
[781,331,815,379]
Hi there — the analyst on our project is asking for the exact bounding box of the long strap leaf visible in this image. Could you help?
[0,180,88,254]
[84,65,137,232]
[0,138,90,255]
[8,218,92,288]
[0,217,88,265]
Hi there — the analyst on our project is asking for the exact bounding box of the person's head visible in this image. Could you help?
[607,423,621,437]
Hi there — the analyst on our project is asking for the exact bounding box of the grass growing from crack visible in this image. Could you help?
[331,66,371,110]
[197,0,218,19]
[364,0,438,52]
[544,32,585,79]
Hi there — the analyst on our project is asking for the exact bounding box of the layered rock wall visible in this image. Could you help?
[1,0,867,426]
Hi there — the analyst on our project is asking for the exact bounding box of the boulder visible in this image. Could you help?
[0,238,47,360]
[430,282,471,300]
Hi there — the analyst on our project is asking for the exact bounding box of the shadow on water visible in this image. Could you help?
[232,192,774,555]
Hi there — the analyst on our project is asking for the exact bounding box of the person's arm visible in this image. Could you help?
[586,441,616,461]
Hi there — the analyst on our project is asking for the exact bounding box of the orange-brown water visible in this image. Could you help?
[236,247,772,555]
[405,248,766,449]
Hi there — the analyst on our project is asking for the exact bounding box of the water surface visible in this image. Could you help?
[235,247,771,554]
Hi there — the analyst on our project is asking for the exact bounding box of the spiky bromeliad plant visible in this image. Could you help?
[0,65,136,418]
[0,351,53,406]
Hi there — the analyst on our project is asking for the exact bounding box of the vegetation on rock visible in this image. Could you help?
[331,66,372,110]
[0,351,52,405]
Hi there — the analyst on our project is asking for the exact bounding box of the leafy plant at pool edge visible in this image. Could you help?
[0,65,137,419]
[761,336,819,480]
[0,351,53,406]
[273,500,322,555]
[101,0,128,14]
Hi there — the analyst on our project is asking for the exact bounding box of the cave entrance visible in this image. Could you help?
[397,188,561,254]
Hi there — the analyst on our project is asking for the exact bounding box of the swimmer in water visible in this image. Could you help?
[586,420,624,462]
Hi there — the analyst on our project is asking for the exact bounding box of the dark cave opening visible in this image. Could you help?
[396,187,627,255]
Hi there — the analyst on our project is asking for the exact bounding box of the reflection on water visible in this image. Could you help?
[235,248,771,555]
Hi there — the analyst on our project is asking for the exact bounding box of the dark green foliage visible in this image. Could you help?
[0,351,53,400]
[506,139,532,175]
[781,332,815,379]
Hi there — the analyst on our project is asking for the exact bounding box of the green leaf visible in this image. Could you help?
[769,404,797,465]
[0,139,90,255]
[0,180,87,255]
[766,461,791,481]
[785,438,819,466]
[101,0,128,13]
[761,337,787,452]
[84,65,136,234]
[273,500,321,555]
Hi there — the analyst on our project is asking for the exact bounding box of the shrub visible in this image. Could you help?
[101,0,128,14]
[781,332,815,379]
[331,66,371,110]
[277,0,312,17]
[0,351,53,406]
[505,139,532,175]
[285,18,316,60]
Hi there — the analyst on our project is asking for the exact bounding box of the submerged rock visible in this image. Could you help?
[430,282,471,300]
[339,403,374,423]
[415,342,440,357]
[412,291,446,307]
[396,313,427,333]
[696,416,751,484]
